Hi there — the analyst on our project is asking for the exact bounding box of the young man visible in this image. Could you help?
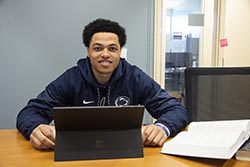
[16,18,188,150]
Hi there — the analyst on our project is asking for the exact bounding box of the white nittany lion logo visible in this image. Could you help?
[115,96,130,106]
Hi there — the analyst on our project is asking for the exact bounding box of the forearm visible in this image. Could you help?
[16,100,54,140]
[156,104,188,137]
[144,89,188,137]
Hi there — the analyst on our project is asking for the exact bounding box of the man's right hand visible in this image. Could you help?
[29,124,56,150]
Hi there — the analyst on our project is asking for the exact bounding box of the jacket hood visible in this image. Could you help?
[77,57,127,87]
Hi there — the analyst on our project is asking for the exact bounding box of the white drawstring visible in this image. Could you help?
[97,86,111,106]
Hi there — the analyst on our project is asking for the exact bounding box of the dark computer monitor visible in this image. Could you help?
[184,67,250,122]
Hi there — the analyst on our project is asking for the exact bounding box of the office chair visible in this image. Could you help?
[184,67,250,122]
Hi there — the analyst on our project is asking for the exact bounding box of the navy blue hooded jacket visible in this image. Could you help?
[17,58,188,140]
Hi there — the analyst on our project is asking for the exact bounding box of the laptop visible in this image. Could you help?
[53,105,144,161]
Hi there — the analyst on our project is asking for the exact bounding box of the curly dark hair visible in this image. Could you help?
[82,18,127,48]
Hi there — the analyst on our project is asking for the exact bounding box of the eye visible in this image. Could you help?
[93,47,102,52]
[109,47,118,52]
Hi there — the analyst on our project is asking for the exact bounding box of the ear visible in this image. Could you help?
[87,47,90,57]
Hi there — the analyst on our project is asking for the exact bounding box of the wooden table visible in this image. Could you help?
[0,129,249,167]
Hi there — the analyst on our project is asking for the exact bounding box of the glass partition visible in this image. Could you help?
[165,0,203,95]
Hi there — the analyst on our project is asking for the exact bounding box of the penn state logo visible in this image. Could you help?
[115,96,130,106]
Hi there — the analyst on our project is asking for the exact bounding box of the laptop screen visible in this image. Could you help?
[53,105,145,131]
[53,105,145,161]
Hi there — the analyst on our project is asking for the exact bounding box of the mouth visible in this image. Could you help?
[99,60,112,66]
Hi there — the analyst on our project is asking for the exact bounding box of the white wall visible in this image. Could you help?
[219,0,250,66]
[0,0,154,128]
[200,0,214,66]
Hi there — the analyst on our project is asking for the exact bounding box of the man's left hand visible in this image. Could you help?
[141,124,168,147]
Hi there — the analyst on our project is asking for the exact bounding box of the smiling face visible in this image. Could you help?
[87,32,121,85]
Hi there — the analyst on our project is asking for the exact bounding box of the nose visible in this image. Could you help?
[101,48,110,58]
